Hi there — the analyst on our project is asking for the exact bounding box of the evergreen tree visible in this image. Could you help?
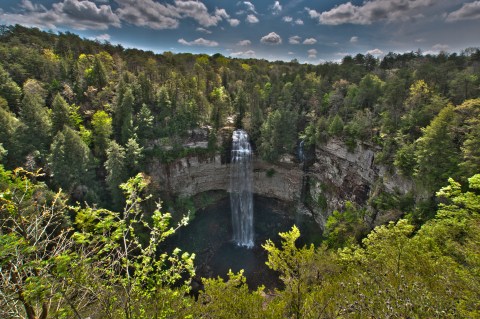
[234,88,247,128]
[0,63,22,112]
[51,93,70,133]
[415,105,461,191]
[90,55,108,88]
[136,104,154,143]
[328,114,344,136]
[114,87,134,145]
[49,126,93,193]
[210,86,230,130]
[91,110,113,158]
[105,140,127,208]
[125,136,143,173]
[259,109,297,162]
[0,97,20,166]
[17,79,51,158]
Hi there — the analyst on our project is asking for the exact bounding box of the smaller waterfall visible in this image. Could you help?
[298,140,308,204]
[298,140,305,163]
[230,130,254,248]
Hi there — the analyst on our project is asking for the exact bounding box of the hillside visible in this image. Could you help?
[0,25,479,318]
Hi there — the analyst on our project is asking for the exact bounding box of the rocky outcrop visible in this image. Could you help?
[307,138,414,227]
[148,155,303,203]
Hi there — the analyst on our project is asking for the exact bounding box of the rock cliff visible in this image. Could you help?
[148,155,303,202]
[147,138,414,229]
[307,138,414,227]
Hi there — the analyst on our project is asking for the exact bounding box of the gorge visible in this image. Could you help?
[148,134,414,230]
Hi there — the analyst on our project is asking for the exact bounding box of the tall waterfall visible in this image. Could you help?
[230,129,254,248]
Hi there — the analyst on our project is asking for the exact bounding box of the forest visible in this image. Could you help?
[0,24,479,318]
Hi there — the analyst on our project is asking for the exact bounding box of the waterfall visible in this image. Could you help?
[298,140,308,204]
[230,129,254,248]
[298,140,305,163]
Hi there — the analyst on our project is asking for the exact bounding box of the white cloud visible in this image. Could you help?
[246,14,259,23]
[366,48,383,55]
[308,48,317,58]
[173,1,228,27]
[237,40,251,46]
[432,43,450,52]
[20,0,47,12]
[115,0,179,29]
[196,27,212,34]
[424,43,450,54]
[306,0,434,25]
[91,33,111,41]
[178,37,219,47]
[446,1,480,22]
[1,0,121,30]
[260,32,282,45]
[116,0,232,30]
[283,16,303,25]
[228,18,240,26]
[238,1,257,14]
[303,38,317,45]
[350,36,358,43]
[231,50,256,57]
[271,1,282,15]
[289,35,301,44]
[288,51,295,55]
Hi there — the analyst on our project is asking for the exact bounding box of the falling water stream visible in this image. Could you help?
[230,129,254,248]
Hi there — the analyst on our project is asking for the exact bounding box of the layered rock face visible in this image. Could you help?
[307,138,413,227]
[147,138,414,228]
[148,155,303,202]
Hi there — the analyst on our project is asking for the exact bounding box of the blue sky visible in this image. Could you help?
[1,0,480,62]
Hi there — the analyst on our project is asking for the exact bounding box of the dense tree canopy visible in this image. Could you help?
[0,25,479,317]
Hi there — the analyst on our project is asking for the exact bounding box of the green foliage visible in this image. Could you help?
[123,136,144,179]
[352,73,384,109]
[259,109,297,162]
[72,173,195,318]
[393,140,416,176]
[17,79,52,158]
[105,140,127,209]
[1,25,480,316]
[91,110,113,158]
[1,166,195,318]
[415,104,461,191]
[459,99,480,177]
[0,63,22,111]
[51,93,71,133]
[325,201,369,248]
[135,104,154,143]
[192,270,269,319]
[114,87,134,145]
[0,97,20,165]
[210,86,230,130]
[263,226,318,319]
[48,126,93,194]
[327,114,344,136]
[0,167,73,319]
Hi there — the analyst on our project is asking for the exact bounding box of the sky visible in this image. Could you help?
[1,0,480,63]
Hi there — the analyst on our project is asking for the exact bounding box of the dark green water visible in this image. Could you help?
[171,195,321,289]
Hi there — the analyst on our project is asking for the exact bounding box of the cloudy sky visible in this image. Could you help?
[1,0,480,62]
